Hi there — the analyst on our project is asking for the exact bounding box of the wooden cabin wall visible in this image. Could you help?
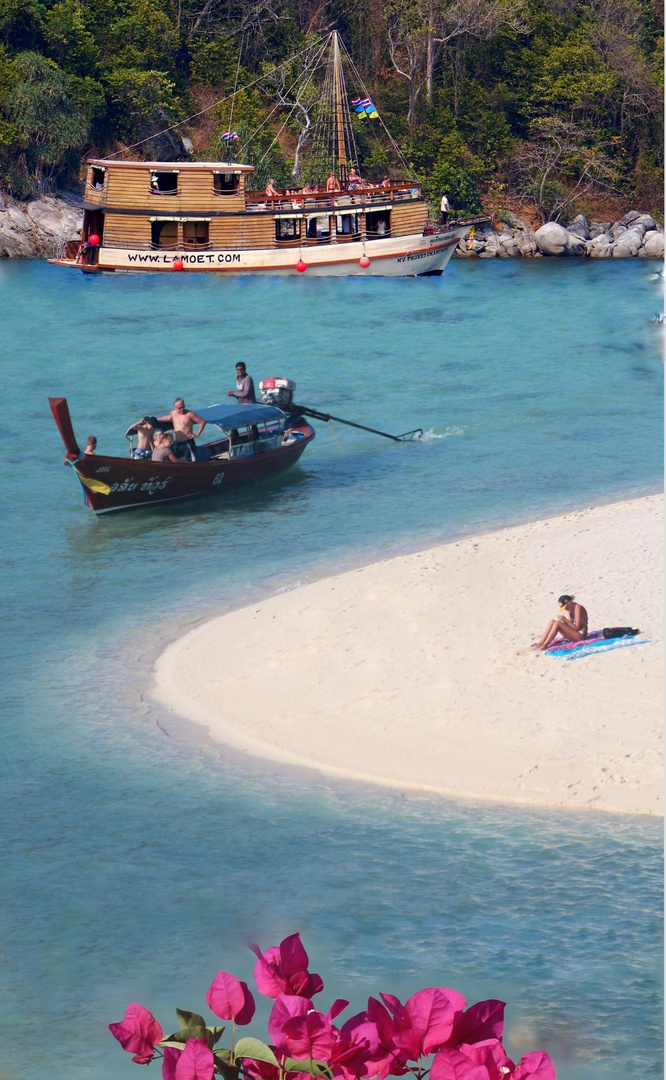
[103,169,246,213]
[102,213,152,248]
[390,202,428,236]
[209,217,275,249]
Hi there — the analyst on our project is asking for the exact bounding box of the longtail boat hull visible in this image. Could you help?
[49,398,315,514]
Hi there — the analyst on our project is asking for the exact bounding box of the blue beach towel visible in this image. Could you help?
[544,633,651,660]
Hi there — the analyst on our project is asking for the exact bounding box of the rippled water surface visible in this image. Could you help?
[1,258,662,1080]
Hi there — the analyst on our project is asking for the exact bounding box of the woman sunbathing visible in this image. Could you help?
[535,594,588,651]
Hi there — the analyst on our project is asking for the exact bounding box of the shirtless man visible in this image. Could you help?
[158,398,206,461]
[126,415,157,459]
[326,171,341,193]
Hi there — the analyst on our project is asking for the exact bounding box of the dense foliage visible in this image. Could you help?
[0,0,662,218]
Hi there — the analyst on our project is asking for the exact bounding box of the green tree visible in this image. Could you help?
[1,50,89,192]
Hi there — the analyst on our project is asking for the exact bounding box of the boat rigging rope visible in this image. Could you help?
[105,37,324,158]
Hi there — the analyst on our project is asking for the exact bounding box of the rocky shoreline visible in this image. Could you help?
[454,211,664,259]
[0,190,663,260]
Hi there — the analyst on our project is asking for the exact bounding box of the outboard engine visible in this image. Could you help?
[259,378,296,408]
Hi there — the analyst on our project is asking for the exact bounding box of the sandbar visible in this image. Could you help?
[152,495,663,814]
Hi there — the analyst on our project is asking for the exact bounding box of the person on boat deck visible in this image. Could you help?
[326,171,341,193]
[128,416,157,459]
[265,179,279,197]
[151,432,182,463]
[84,435,97,455]
[347,167,361,188]
[381,175,391,187]
[157,399,206,461]
[228,362,256,405]
[534,594,588,651]
[440,193,450,224]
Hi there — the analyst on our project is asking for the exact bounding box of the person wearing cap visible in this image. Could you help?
[534,594,588,651]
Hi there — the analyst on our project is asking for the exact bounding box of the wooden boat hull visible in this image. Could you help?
[71,440,313,512]
[50,227,466,277]
[49,397,315,514]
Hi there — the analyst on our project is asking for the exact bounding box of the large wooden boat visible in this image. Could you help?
[50,32,483,277]
[49,396,315,514]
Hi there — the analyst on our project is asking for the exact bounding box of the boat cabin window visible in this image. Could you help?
[366,210,391,239]
[213,172,239,195]
[183,221,209,247]
[150,171,178,195]
[151,220,179,249]
[306,214,331,243]
[90,167,105,190]
[336,212,360,238]
[276,217,300,242]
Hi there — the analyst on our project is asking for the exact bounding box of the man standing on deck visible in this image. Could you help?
[158,398,206,460]
[440,193,450,225]
[228,362,256,405]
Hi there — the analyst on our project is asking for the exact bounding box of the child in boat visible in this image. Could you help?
[151,432,181,463]
[84,436,97,455]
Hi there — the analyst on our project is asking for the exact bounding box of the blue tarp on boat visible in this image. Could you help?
[196,402,284,428]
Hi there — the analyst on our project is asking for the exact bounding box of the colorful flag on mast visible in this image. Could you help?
[351,96,378,119]
[220,131,239,141]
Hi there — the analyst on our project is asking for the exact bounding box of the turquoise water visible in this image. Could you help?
[1,259,662,1080]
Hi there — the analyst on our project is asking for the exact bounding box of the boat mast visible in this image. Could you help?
[332,31,347,186]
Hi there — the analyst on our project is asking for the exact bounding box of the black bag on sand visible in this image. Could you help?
[602,627,641,639]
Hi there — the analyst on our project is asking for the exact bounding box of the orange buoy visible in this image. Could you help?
[359,255,370,268]
[296,260,307,272]
[173,258,184,271]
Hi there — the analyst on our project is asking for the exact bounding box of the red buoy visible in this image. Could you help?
[359,255,370,268]
[173,258,184,271]
[296,259,307,273]
[88,234,100,246]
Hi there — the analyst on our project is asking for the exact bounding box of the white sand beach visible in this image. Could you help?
[152,495,663,815]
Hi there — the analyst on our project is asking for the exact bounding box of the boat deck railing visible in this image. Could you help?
[245,182,421,214]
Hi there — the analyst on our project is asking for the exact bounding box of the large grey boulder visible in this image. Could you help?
[634,214,657,232]
[642,231,664,258]
[617,210,641,227]
[535,221,585,255]
[515,230,538,256]
[478,232,500,257]
[586,235,613,258]
[497,231,521,257]
[612,228,644,256]
[589,221,611,239]
[567,214,591,240]
[0,194,83,257]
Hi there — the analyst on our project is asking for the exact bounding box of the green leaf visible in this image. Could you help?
[160,1032,188,1048]
[234,1038,279,1066]
[207,1026,226,1048]
[214,1049,241,1080]
[282,1060,332,1077]
[175,1009,208,1041]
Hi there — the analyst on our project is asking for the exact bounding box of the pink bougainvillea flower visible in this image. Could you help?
[268,993,312,1046]
[512,1051,556,1080]
[174,1038,215,1080]
[206,970,256,1025]
[431,1039,513,1080]
[109,1002,163,1063]
[250,934,324,999]
[162,1046,182,1080]
[393,988,463,1059]
[450,1001,505,1049]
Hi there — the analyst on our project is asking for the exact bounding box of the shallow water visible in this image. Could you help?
[1,258,663,1080]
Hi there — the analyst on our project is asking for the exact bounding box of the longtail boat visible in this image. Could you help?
[49,395,315,515]
[50,32,484,277]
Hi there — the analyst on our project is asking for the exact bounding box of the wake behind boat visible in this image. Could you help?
[49,395,315,514]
